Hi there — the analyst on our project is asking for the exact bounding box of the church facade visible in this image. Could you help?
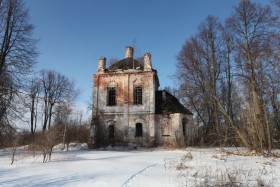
[91,46,193,147]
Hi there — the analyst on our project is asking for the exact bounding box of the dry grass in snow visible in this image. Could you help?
[0,145,279,187]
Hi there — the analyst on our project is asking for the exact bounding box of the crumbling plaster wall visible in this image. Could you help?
[97,113,156,146]
[155,113,193,147]
[93,70,158,146]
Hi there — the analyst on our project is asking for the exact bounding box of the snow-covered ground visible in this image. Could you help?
[0,144,280,187]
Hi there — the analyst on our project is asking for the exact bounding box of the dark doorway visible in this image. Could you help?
[182,118,187,136]
[135,123,143,137]
[108,125,114,139]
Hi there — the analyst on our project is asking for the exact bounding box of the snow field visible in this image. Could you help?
[0,145,279,187]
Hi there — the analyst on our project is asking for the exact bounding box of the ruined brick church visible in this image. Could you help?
[91,46,193,147]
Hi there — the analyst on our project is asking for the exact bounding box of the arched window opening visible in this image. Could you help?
[108,125,114,139]
[135,123,143,137]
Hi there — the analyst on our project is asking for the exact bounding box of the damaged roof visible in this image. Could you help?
[156,90,193,115]
[108,58,143,71]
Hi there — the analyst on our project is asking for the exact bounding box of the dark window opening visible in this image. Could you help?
[135,123,143,137]
[107,87,116,106]
[182,118,187,136]
[134,87,142,105]
[108,125,114,139]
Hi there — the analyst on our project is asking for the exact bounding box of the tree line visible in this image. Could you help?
[0,0,89,152]
[1,0,279,157]
[176,0,280,154]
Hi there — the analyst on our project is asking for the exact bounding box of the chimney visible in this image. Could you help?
[98,57,106,73]
[144,52,152,71]
[125,46,134,58]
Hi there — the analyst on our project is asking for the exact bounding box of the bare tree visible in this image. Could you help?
[54,101,72,150]
[176,16,224,146]
[176,0,279,153]
[25,77,41,136]
[41,70,79,131]
[0,0,37,143]
[201,16,223,145]
[229,0,277,153]
[270,0,280,144]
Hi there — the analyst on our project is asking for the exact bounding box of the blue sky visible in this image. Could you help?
[24,0,269,110]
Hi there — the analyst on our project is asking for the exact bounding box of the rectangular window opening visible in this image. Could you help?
[134,87,142,105]
[107,87,116,106]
